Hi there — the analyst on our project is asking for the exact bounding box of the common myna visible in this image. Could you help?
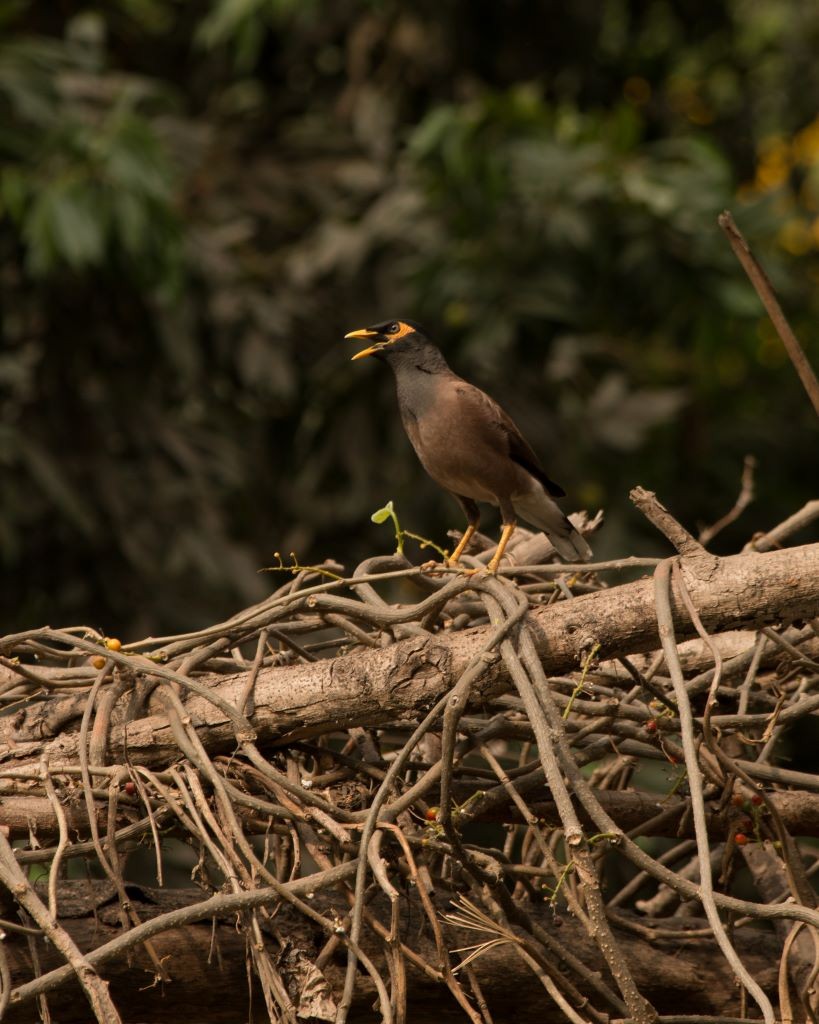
[346,319,592,572]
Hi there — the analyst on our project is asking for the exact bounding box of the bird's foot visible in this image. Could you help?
[447,560,482,576]
[420,559,447,575]
[421,558,482,577]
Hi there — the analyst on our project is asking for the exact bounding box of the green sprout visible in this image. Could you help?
[563,642,601,720]
[541,859,575,905]
[260,552,344,581]
[370,500,449,560]
[371,500,402,549]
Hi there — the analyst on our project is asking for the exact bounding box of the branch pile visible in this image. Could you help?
[0,490,818,1024]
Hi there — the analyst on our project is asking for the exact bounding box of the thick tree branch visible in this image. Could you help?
[2,543,817,772]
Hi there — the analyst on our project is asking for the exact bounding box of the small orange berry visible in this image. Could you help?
[90,655,106,670]
[124,781,136,796]
[645,719,658,733]
[104,637,122,651]
[734,832,749,846]
[425,807,439,822]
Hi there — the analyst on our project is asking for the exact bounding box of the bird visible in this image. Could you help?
[345,319,592,573]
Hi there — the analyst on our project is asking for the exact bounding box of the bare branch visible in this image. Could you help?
[0,498,818,1022]
[719,209,819,419]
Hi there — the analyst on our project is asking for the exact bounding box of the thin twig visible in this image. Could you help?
[699,455,757,546]
[719,210,819,418]
[654,558,775,1024]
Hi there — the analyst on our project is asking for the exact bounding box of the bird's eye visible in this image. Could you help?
[388,322,400,334]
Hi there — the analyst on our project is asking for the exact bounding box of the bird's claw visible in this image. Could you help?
[420,559,483,577]
[448,561,482,576]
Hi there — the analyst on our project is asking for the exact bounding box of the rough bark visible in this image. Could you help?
[2,542,818,774]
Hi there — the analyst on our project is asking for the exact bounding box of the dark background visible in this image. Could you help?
[2,0,818,638]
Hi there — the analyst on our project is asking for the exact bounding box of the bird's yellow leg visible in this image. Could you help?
[487,523,516,574]
[447,524,476,567]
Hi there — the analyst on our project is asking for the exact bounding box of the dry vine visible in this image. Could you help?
[0,488,818,1023]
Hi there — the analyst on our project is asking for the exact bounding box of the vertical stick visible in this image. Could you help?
[718,210,819,419]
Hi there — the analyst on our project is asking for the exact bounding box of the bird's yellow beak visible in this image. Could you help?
[345,328,381,361]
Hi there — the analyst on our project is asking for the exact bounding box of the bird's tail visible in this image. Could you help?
[512,489,592,563]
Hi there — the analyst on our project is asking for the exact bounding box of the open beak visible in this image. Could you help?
[345,328,384,360]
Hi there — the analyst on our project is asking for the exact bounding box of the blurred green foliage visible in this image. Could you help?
[0,0,817,635]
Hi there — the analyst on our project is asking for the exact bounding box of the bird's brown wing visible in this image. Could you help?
[454,382,566,498]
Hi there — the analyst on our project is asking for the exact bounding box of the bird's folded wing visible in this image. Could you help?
[455,382,566,498]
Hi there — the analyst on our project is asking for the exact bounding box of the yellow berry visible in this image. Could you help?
[104,637,122,651]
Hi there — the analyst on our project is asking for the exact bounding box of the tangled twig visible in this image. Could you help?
[0,496,817,1021]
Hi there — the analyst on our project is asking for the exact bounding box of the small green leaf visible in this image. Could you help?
[370,500,394,525]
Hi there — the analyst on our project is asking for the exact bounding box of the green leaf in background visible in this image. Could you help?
[25,179,106,272]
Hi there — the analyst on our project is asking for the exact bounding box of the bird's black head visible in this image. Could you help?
[345,319,429,362]
[345,319,450,374]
